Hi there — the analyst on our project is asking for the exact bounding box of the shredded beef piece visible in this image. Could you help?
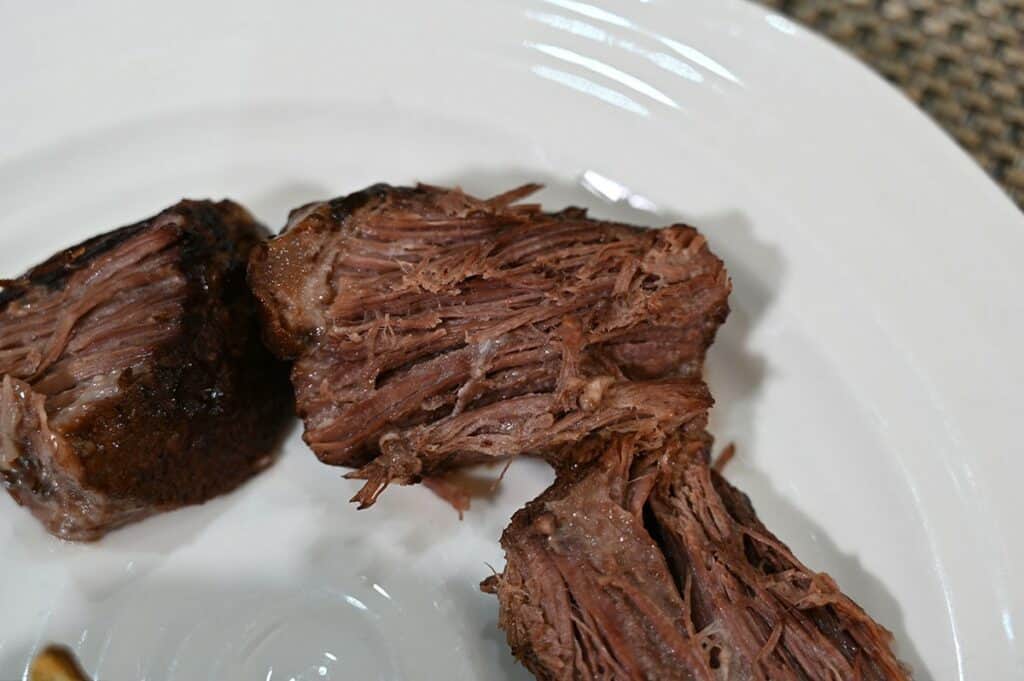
[648,452,910,680]
[247,183,730,506]
[485,429,911,680]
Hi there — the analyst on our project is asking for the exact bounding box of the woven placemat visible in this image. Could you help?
[759,0,1024,209]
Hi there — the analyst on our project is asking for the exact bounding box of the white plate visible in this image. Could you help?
[1,1,1022,679]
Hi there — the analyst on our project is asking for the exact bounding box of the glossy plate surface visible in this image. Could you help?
[1,1,1022,679]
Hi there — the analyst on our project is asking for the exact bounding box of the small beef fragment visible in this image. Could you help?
[247,183,730,506]
[0,200,292,540]
[485,428,910,680]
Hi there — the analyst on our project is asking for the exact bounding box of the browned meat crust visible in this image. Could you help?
[0,200,292,540]
[247,184,730,506]
[484,430,911,681]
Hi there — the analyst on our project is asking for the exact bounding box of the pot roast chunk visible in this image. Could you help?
[247,183,730,506]
[0,200,292,540]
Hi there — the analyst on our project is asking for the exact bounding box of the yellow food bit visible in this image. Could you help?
[28,646,91,681]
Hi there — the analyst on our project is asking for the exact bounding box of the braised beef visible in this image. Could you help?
[247,183,730,506]
[648,451,909,680]
[481,398,714,680]
[0,200,292,540]
[484,430,911,680]
[247,180,907,679]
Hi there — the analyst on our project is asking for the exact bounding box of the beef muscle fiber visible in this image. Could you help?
[0,200,292,540]
[247,183,730,506]
[484,429,911,681]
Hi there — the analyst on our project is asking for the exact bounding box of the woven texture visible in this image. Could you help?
[760,0,1024,208]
